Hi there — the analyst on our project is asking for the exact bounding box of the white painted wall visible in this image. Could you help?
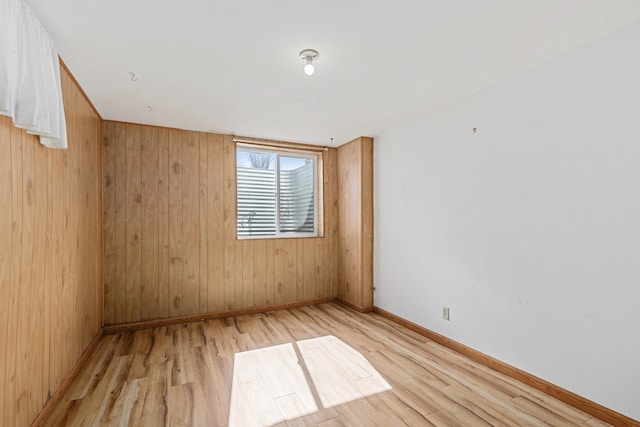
[374,22,640,420]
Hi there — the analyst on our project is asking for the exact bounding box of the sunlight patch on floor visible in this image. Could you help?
[228,343,318,427]
[298,335,391,408]
[228,336,391,426]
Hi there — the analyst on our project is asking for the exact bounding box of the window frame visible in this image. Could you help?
[236,143,323,240]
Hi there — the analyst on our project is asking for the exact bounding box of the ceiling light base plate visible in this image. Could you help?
[300,49,319,61]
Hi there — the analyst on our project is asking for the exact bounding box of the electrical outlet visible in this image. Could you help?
[442,307,450,321]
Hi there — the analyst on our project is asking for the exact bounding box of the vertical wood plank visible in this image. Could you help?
[253,239,267,306]
[5,124,23,427]
[125,124,142,322]
[315,237,325,299]
[113,123,127,324]
[158,128,170,319]
[222,135,236,311]
[207,134,224,312]
[103,122,116,324]
[234,243,244,309]
[62,144,73,380]
[29,140,47,420]
[303,239,315,300]
[350,141,362,306]
[265,239,275,305]
[43,145,52,402]
[94,112,103,334]
[296,239,304,301]
[141,126,159,321]
[76,106,88,345]
[182,131,200,315]
[360,137,374,308]
[49,143,64,396]
[62,143,72,385]
[274,240,285,305]
[60,78,73,375]
[199,133,209,314]
[284,239,297,303]
[337,144,347,301]
[327,148,339,297]
[242,241,254,307]
[72,95,85,350]
[0,116,12,423]
[169,129,184,317]
[63,80,77,368]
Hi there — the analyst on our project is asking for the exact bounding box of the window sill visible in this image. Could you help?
[236,233,322,241]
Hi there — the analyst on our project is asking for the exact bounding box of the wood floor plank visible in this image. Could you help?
[440,383,541,426]
[42,304,615,427]
[169,383,197,427]
[130,378,168,426]
[193,346,230,426]
[586,417,617,427]
[366,391,434,426]
[65,335,121,400]
[510,395,584,426]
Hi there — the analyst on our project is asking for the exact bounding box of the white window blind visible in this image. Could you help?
[237,146,320,238]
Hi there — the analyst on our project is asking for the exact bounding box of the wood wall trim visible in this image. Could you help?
[104,297,338,334]
[30,329,104,427]
[372,306,640,427]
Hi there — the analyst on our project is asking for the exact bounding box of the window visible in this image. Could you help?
[236,145,321,238]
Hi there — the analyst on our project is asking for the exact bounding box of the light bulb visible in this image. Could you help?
[304,59,314,76]
[300,49,319,76]
[304,63,314,75]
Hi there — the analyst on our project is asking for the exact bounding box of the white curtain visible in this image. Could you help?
[1,0,67,149]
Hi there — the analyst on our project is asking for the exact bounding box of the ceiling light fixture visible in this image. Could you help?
[300,49,319,76]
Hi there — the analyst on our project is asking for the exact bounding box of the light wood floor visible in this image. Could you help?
[44,303,610,426]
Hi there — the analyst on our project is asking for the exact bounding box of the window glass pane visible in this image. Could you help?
[279,155,315,234]
[237,149,277,237]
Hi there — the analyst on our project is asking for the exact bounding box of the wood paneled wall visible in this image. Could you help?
[103,123,339,325]
[337,137,374,310]
[0,66,103,426]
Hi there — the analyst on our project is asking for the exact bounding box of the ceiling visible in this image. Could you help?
[28,0,640,146]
